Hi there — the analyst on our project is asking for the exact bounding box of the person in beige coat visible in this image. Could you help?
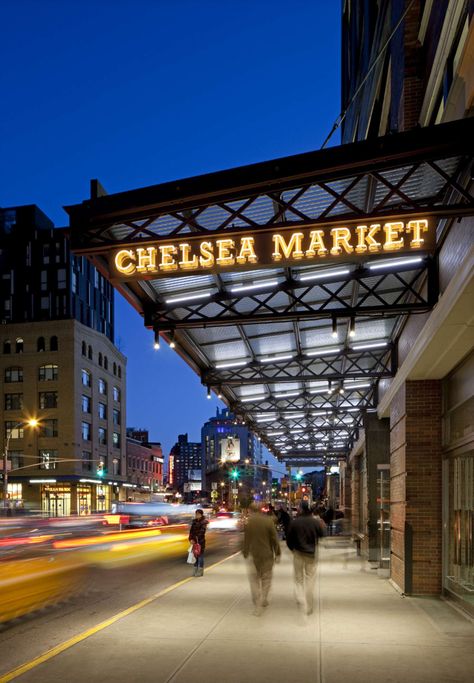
[243,503,281,615]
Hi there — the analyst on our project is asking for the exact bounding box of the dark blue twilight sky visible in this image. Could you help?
[0,1,341,471]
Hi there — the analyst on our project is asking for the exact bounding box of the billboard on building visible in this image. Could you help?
[188,469,202,481]
[220,437,240,463]
[183,482,202,492]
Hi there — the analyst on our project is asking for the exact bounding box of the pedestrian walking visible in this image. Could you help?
[189,509,208,577]
[276,504,291,539]
[286,500,325,615]
[243,503,281,615]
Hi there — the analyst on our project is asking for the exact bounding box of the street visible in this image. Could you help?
[0,530,241,678]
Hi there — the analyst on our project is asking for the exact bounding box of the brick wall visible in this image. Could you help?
[390,380,442,594]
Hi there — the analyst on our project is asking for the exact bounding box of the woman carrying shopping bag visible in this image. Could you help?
[188,509,208,576]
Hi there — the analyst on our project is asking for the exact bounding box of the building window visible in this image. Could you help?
[50,336,58,351]
[98,378,107,395]
[42,244,50,264]
[113,362,117,376]
[40,270,48,291]
[3,340,11,354]
[39,364,58,381]
[41,296,50,311]
[118,366,122,379]
[113,409,120,426]
[5,393,23,410]
[81,369,91,387]
[113,386,120,402]
[98,402,107,420]
[9,451,23,470]
[5,422,24,439]
[72,271,77,294]
[5,366,23,383]
[82,422,91,441]
[82,341,87,356]
[57,268,66,289]
[15,337,24,353]
[98,352,103,366]
[82,451,92,471]
[103,356,108,370]
[39,391,58,409]
[37,336,46,352]
[82,395,91,413]
[39,449,58,470]
[39,419,58,437]
[98,427,107,445]
[112,432,120,448]
[88,345,93,360]
[112,458,120,475]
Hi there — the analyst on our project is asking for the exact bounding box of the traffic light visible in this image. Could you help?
[295,472,302,481]
[96,462,106,478]
[230,468,240,480]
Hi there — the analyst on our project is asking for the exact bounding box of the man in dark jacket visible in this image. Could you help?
[243,503,281,615]
[286,501,325,614]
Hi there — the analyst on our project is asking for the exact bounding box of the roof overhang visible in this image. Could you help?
[66,119,474,467]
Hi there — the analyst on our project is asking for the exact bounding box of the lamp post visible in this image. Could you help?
[2,418,39,510]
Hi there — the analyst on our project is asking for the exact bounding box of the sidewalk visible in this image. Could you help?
[6,538,474,683]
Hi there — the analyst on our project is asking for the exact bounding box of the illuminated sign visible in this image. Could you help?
[220,437,240,464]
[110,218,434,279]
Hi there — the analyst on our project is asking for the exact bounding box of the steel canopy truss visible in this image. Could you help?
[67,119,474,249]
[147,258,435,330]
[203,345,393,386]
[66,119,474,467]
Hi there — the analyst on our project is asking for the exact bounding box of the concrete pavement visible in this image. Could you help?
[3,537,474,683]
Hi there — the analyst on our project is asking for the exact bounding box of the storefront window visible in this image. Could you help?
[77,485,91,515]
[95,484,110,512]
[7,484,23,509]
[41,485,71,517]
[443,352,474,616]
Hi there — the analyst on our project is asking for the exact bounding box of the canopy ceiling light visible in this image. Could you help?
[306,346,341,357]
[368,256,423,271]
[351,341,388,350]
[260,353,295,364]
[298,268,350,283]
[240,394,267,403]
[229,280,279,293]
[215,359,249,369]
[165,291,213,304]
[344,382,371,390]
[349,317,356,338]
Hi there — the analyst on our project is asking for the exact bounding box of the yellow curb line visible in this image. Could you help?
[0,551,241,683]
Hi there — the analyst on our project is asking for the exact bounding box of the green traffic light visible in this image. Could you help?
[230,469,239,479]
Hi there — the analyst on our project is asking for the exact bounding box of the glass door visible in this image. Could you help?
[377,464,390,568]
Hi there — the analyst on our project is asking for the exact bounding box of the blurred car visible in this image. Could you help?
[208,511,240,531]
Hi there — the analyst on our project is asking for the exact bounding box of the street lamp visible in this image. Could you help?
[2,418,39,509]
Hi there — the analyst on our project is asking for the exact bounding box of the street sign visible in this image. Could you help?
[211,482,218,490]
[231,488,239,494]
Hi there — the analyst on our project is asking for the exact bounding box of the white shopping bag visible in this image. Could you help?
[186,545,195,564]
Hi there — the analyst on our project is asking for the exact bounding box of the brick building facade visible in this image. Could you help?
[341,0,474,613]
